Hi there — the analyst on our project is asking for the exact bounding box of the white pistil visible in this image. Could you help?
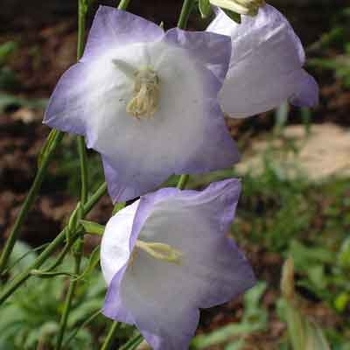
[133,240,182,265]
[126,68,160,119]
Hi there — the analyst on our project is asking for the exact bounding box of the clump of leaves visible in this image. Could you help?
[0,242,107,349]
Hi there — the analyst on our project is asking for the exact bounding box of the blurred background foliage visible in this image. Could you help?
[0,0,350,348]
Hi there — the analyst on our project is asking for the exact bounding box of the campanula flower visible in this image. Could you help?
[100,179,255,350]
[44,6,239,202]
[207,4,319,118]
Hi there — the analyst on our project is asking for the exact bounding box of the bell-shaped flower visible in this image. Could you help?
[207,4,319,118]
[44,6,239,202]
[100,179,255,350]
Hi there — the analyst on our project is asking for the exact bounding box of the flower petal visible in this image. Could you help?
[82,6,164,62]
[46,7,239,202]
[100,200,140,285]
[43,62,89,135]
[91,38,238,202]
[290,69,319,107]
[101,200,140,324]
[164,28,232,87]
[207,5,318,117]
[108,179,255,349]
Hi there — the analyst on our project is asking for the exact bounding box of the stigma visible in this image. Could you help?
[126,68,160,119]
[130,239,182,265]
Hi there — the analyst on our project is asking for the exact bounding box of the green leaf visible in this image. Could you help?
[113,202,126,215]
[285,302,306,350]
[334,292,350,313]
[80,220,105,236]
[223,9,241,23]
[305,321,331,350]
[338,237,350,269]
[192,322,262,349]
[0,41,17,66]
[198,0,212,18]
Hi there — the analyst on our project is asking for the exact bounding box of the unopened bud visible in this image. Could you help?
[281,257,295,301]
[210,0,265,16]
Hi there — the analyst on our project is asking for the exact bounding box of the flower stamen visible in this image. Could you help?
[134,240,182,264]
[126,68,160,119]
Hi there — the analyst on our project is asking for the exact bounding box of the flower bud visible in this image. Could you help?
[209,0,264,16]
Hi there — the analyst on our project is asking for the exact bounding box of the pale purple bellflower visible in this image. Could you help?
[207,4,319,118]
[44,6,239,202]
[100,179,255,350]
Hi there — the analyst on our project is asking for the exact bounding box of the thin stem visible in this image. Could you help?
[45,242,73,272]
[63,309,101,348]
[55,240,83,350]
[77,137,89,203]
[77,0,87,60]
[175,0,195,191]
[177,0,195,29]
[176,174,190,190]
[100,322,120,350]
[119,334,143,350]
[0,182,107,306]
[55,1,90,347]
[0,130,64,275]
[117,0,131,10]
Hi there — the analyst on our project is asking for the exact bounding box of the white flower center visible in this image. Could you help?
[210,0,264,16]
[129,240,182,266]
[126,68,160,119]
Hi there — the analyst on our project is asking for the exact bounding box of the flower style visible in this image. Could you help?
[207,4,319,118]
[44,6,240,202]
[100,179,255,350]
[209,0,265,16]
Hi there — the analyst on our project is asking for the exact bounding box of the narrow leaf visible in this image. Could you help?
[30,269,76,278]
[199,0,212,18]
[120,333,143,350]
[80,220,105,235]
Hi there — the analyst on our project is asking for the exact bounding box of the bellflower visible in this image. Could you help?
[44,6,239,202]
[101,179,255,350]
[207,4,319,118]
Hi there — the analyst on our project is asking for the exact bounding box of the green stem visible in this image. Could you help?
[55,240,83,350]
[117,0,131,10]
[77,0,87,60]
[174,0,194,191]
[63,309,101,348]
[177,0,195,29]
[55,1,90,347]
[0,182,107,306]
[120,334,143,350]
[45,242,73,272]
[78,137,88,203]
[176,174,190,190]
[101,322,120,350]
[0,130,63,275]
